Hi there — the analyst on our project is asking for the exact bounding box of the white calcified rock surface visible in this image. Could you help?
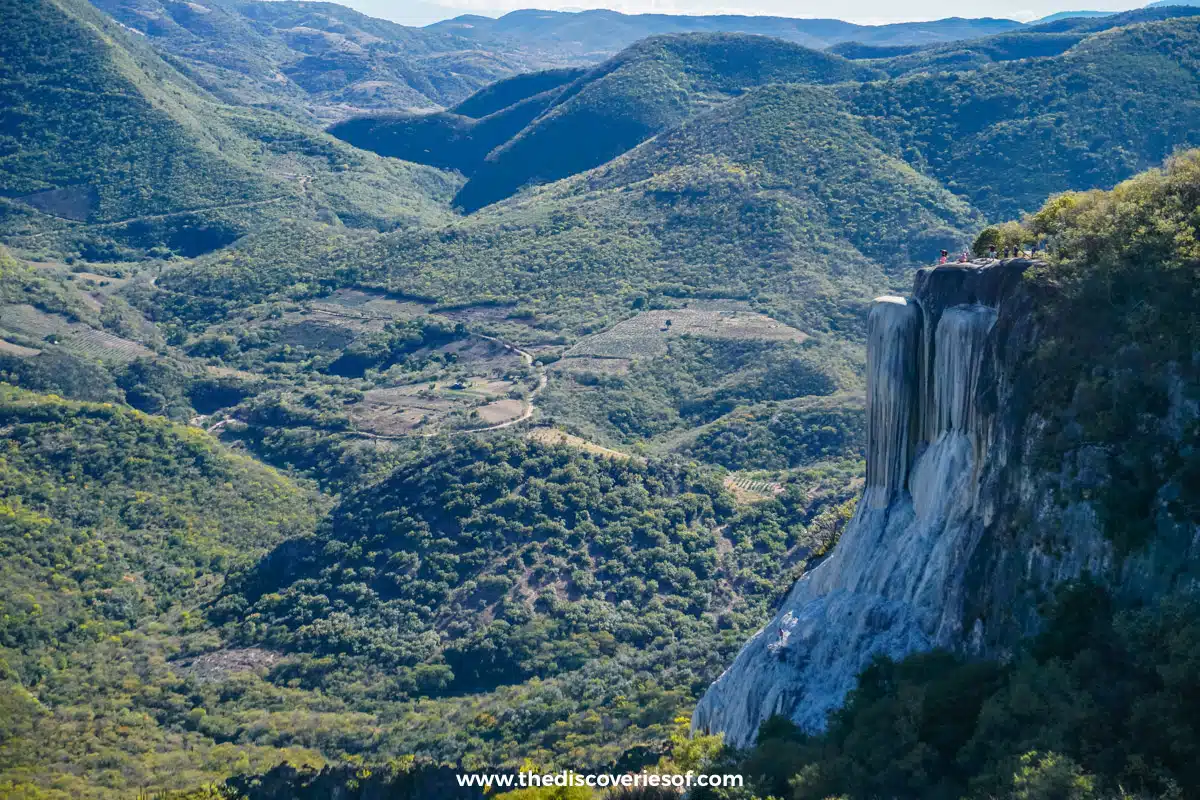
[692,287,1001,746]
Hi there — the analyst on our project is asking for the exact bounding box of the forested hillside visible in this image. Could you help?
[210,436,855,768]
[0,0,458,257]
[845,14,1200,218]
[0,386,327,796]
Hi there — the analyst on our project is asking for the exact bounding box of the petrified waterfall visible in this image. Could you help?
[864,296,921,508]
[692,265,1007,747]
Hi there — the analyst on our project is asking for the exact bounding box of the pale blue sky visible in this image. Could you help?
[344,0,1145,26]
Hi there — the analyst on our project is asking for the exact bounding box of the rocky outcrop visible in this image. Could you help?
[693,258,1200,747]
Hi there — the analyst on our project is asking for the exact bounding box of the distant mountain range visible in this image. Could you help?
[426,9,1025,59]
[88,0,569,120]
[334,6,1200,218]
[79,0,1200,127]
[81,0,1101,123]
[1032,9,1116,23]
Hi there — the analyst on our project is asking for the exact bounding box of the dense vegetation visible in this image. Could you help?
[209,436,855,767]
[1023,149,1200,554]
[540,336,860,447]
[676,395,866,471]
[0,385,327,797]
[845,15,1200,219]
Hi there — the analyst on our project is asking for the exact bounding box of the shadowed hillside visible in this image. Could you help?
[333,34,881,212]
[327,67,588,174]
[454,34,880,212]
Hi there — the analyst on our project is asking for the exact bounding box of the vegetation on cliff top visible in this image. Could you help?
[1028,149,1200,552]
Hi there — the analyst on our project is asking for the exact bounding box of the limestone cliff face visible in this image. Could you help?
[693,259,1200,748]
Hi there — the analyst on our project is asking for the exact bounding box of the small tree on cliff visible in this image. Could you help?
[973,222,1026,256]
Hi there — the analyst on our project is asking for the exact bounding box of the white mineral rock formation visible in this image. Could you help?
[693,274,1002,747]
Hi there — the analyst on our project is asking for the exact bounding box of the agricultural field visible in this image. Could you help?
[0,338,40,357]
[350,385,459,435]
[311,289,433,321]
[538,303,844,451]
[349,376,527,436]
[563,306,808,361]
[526,426,645,462]
[0,303,153,363]
[723,473,786,504]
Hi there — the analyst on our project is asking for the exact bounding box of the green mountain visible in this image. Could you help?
[846,14,1200,218]
[5,0,1200,795]
[0,0,458,255]
[162,73,982,451]
[335,34,880,212]
[163,16,1200,453]
[327,66,588,174]
[1032,9,1114,23]
[452,34,880,213]
[864,7,1200,76]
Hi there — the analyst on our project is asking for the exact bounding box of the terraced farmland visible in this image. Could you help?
[349,375,528,436]
[0,339,40,357]
[527,428,644,463]
[723,474,785,504]
[70,327,153,361]
[565,308,807,361]
[311,289,432,321]
[0,304,152,363]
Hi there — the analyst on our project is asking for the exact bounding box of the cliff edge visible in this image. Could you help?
[694,255,1200,747]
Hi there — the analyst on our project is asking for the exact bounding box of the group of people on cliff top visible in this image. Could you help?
[937,241,1046,264]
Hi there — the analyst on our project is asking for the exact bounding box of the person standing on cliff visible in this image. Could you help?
[988,244,997,259]
[939,249,948,264]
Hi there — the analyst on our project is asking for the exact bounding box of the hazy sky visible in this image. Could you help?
[346,0,1145,26]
